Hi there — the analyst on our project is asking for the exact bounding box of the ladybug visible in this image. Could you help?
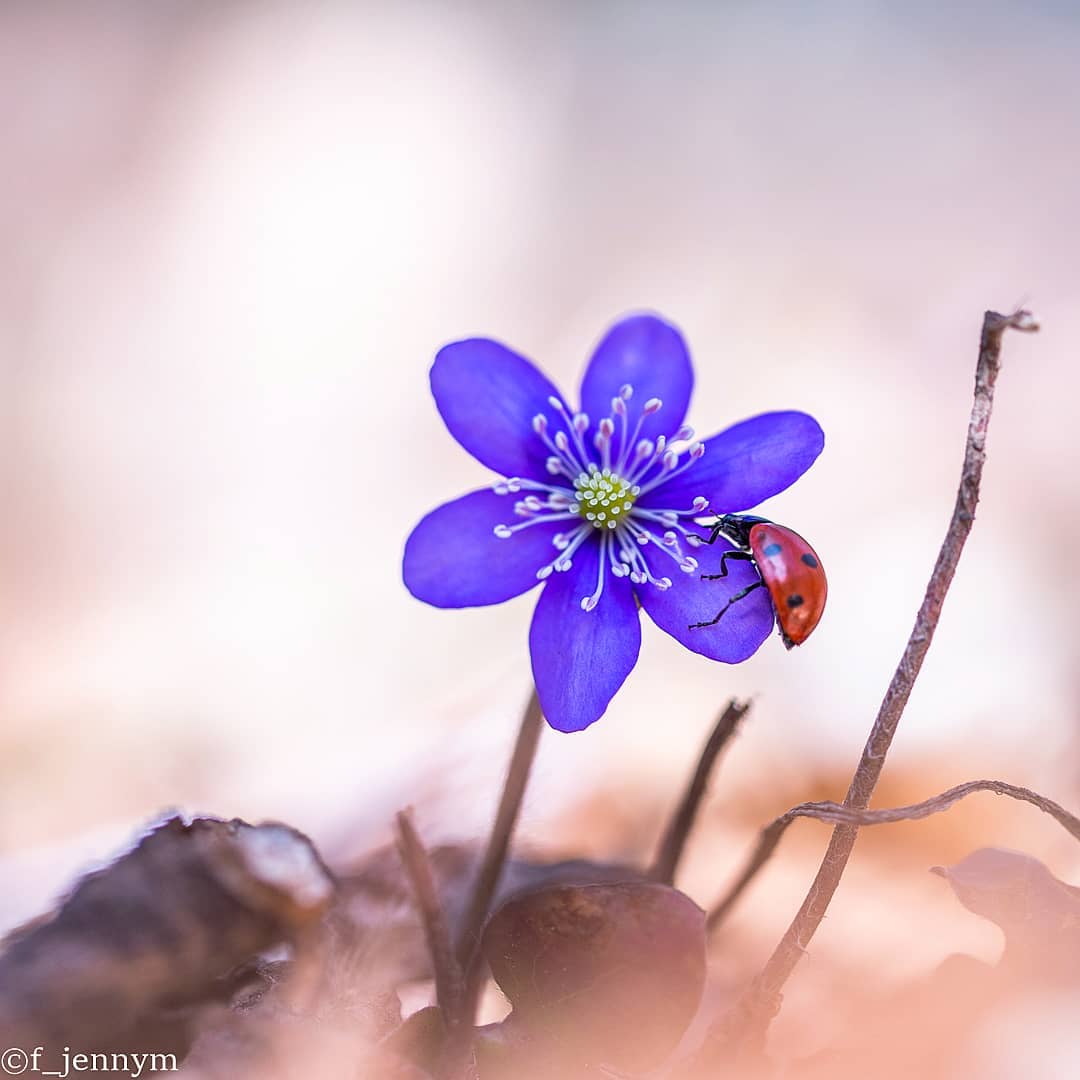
[690,514,827,648]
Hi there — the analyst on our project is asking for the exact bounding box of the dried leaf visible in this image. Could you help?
[932,847,1080,981]
[0,815,334,1058]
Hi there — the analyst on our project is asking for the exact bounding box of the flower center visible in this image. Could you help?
[572,466,639,530]
[490,383,710,608]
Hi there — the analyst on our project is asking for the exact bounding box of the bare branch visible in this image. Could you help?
[706,816,789,933]
[730,308,1039,1048]
[650,699,751,885]
[707,779,1080,931]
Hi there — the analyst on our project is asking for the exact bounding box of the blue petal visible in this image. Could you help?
[403,488,558,607]
[579,314,694,444]
[431,338,570,481]
[638,537,775,661]
[529,541,641,732]
[639,411,824,515]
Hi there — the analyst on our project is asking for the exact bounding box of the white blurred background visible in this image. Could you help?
[2,0,1079,1033]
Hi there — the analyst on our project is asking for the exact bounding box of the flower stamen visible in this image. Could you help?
[535,523,592,579]
[493,510,580,539]
[509,382,712,609]
[548,396,593,473]
[614,391,663,474]
[626,434,667,484]
[533,413,585,477]
[581,531,611,611]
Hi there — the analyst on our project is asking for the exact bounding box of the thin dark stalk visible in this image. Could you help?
[730,308,1039,1049]
[707,779,1080,931]
[395,810,465,1023]
[455,688,544,973]
[650,699,751,885]
[706,817,789,932]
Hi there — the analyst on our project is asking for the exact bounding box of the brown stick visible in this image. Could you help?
[731,308,1039,1047]
[395,810,465,1024]
[395,810,476,1077]
[707,779,1080,931]
[650,699,751,885]
[706,816,790,933]
[455,687,544,973]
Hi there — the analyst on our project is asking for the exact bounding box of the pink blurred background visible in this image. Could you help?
[2,0,1079,1058]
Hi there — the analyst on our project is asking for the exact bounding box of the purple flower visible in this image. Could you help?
[403,314,824,733]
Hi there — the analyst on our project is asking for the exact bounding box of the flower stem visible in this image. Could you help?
[454,687,544,975]
[725,308,1039,1055]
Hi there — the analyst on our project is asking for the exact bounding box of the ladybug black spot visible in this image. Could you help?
[762,542,782,557]
[800,553,819,568]
[786,594,805,608]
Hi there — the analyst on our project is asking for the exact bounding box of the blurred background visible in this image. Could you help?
[2,0,1079,1063]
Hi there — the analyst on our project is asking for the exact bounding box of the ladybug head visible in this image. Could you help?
[709,513,771,549]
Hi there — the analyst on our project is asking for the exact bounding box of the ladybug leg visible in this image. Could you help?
[701,550,754,580]
[689,580,764,630]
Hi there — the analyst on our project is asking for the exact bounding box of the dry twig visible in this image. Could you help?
[394,811,465,1024]
[728,308,1039,1049]
[394,810,471,1076]
[650,699,751,885]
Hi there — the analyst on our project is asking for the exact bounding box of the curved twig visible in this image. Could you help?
[707,779,1080,931]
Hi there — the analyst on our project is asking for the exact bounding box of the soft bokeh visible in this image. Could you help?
[3,0,1079,1062]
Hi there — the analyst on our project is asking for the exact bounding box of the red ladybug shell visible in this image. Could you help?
[747,523,827,649]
